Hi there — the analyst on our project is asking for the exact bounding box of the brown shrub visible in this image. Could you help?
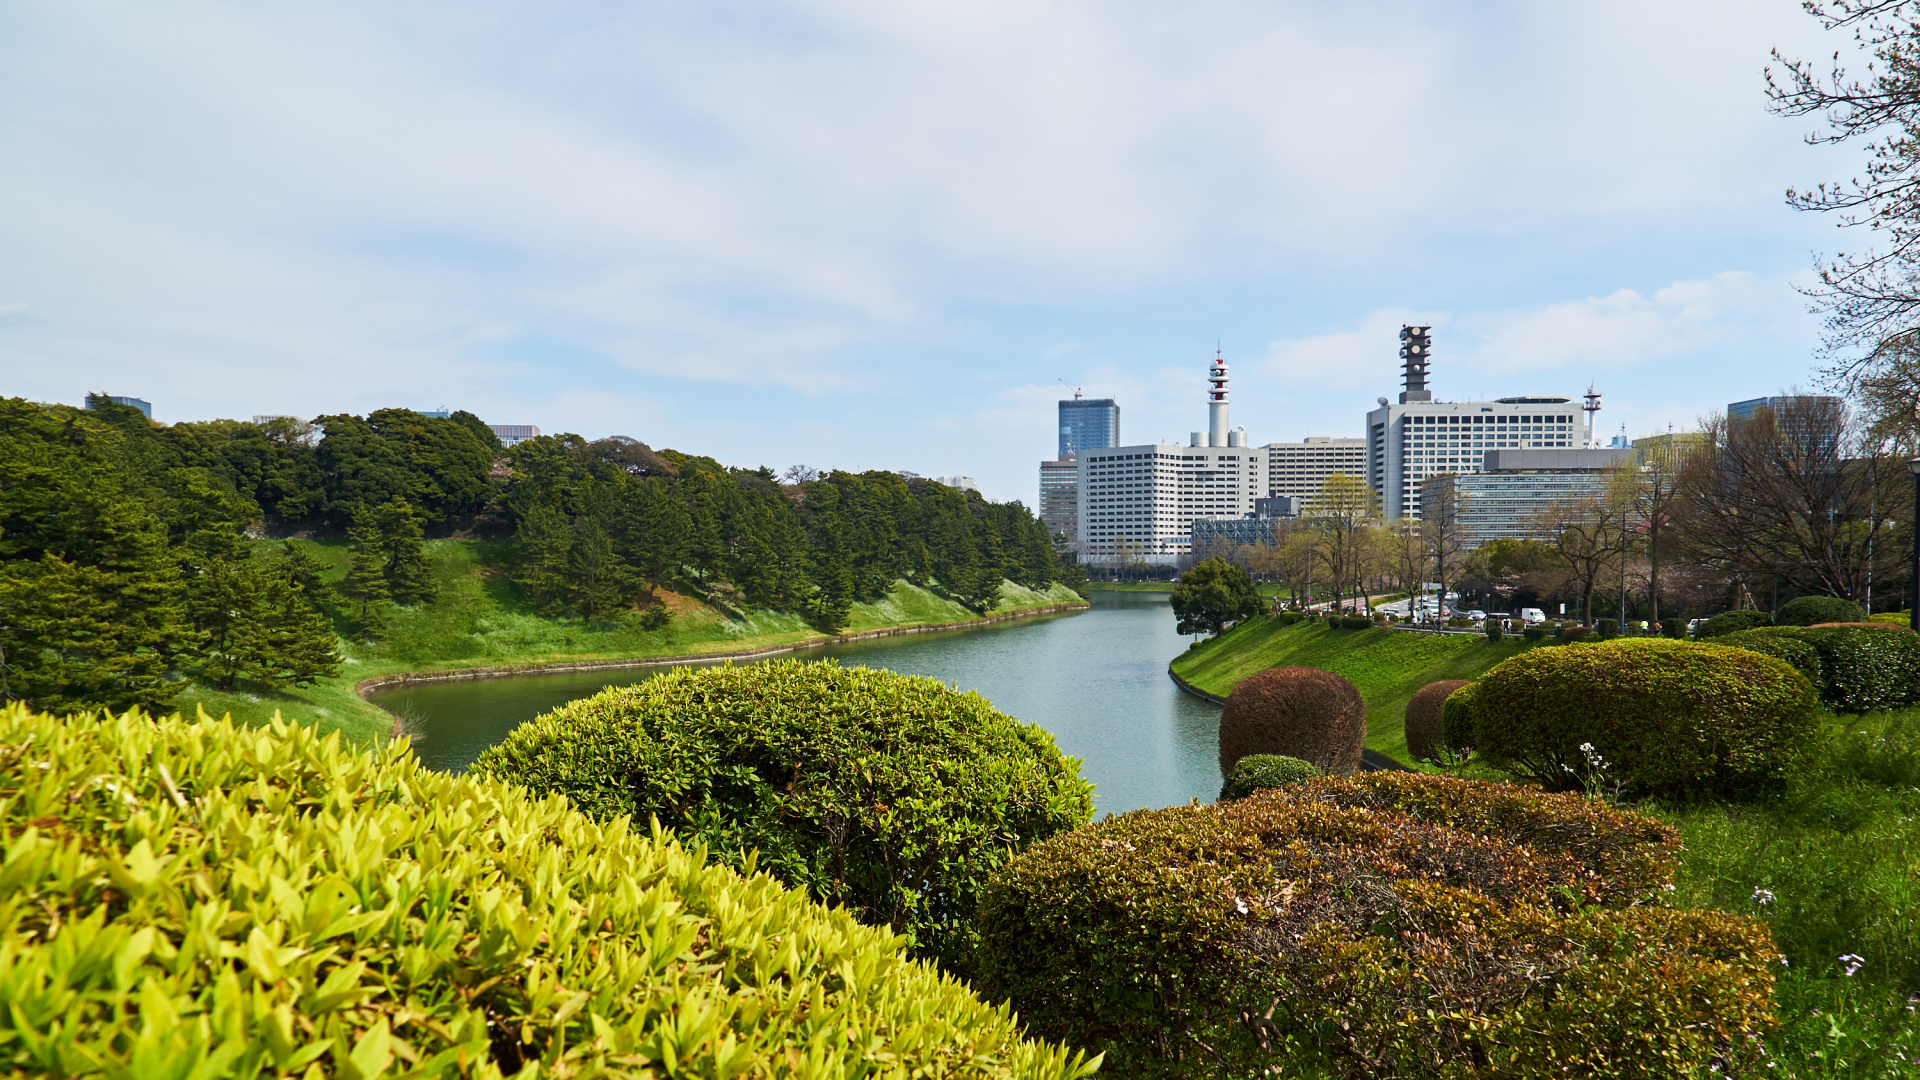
[1404,679,1469,764]
[1218,666,1365,777]
[1560,624,1591,643]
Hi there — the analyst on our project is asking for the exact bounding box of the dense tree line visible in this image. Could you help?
[0,396,1070,712]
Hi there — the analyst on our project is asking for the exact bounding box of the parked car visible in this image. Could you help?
[1519,608,1547,625]
[1465,609,1487,622]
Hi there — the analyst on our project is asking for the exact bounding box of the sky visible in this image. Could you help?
[0,0,1876,505]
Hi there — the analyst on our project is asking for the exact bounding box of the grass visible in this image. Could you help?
[1170,616,1539,762]
[171,539,1085,747]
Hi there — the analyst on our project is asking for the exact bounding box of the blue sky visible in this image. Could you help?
[0,1,1869,505]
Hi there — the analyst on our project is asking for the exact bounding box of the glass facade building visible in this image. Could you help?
[1059,398,1121,457]
[1453,449,1628,548]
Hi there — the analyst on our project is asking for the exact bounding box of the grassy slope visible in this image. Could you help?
[172,539,1084,747]
[1170,618,1540,763]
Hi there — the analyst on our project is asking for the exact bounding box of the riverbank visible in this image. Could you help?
[1169,616,1541,763]
[172,539,1087,745]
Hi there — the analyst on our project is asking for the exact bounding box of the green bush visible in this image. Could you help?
[1447,615,1472,627]
[1465,639,1820,796]
[977,772,1773,1079]
[1560,624,1591,643]
[1522,624,1546,641]
[1405,678,1470,765]
[1595,617,1617,640]
[1217,666,1366,776]
[1485,619,1504,641]
[1277,609,1303,625]
[1442,682,1479,755]
[0,705,1097,1080]
[1776,595,1868,626]
[1721,626,1920,713]
[472,660,1093,971]
[1697,609,1773,638]
[1660,617,1687,638]
[1217,753,1320,800]
[1339,614,1370,630]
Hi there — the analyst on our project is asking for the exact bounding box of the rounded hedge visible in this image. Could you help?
[1405,678,1470,765]
[1442,682,1479,755]
[1465,639,1819,795]
[1217,666,1365,777]
[1697,609,1772,638]
[0,705,1096,1080]
[1561,624,1592,643]
[1721,625,1920,713]
[1217,753,1320,800]
[471,659,1093,971]
[1775,594,1867,626]
[977,772,1775,1079]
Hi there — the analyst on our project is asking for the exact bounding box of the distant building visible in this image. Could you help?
[88,395,151,418]
[252,414,295,425]
[1253,495,1301,519]
[934,475,978,492]
[1038,456,1078,540]
[1727,395,1841,423]
[419,408,452,419]
[1266,437,1365,512]
[1454,447,1631,549]
[1191,516,1285,555]
[489,424,541,446]
[1631,430,1705,462]
[1078,353,1266,566]
[1059,397,1121,457]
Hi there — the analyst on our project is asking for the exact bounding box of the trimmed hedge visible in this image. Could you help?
[472,660,1093,970]
[1217,753,1320,800]
[1697,609,1772,638]
[1217,666,1366,777]
[1339,614,1370,630]
[1404,678,1470,765]
[1442,682,1479,755]
[977,772,1775,1079]
[1560,624,1591,643]
[1465,639,1819,796]
[1775,594,1867,626]
[0,705,1097,1079]
[1720,625,1920,712]
[1595,617,1617,640]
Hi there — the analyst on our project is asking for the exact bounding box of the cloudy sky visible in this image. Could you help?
[0,1,1869,503]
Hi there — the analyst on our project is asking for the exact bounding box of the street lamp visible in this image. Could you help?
[1909,459,1920,632]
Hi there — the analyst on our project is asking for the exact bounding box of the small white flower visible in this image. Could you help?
[1839,953,1865,977]
[1751,888,1775,905]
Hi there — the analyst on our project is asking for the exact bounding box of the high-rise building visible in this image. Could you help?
[1059,397,1121,457]
[87,395,151,418]
[1365,327,1585,521]
[1038,456,1079,540]
[489,424,541,446]
[1266,437,1367,510]
[934,475,978,492]
[1727,396,1841,423]
[1077,353,1266,565]
[1454,448,1630,548]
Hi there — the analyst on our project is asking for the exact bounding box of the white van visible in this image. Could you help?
[1519,608,1547,625]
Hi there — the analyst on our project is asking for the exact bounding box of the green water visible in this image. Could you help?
[367,590,1223,814]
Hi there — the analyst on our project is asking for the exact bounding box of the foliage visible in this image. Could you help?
[1775,594,1869,627]
[1466,639,1821,796]
[1216,753,1320,801]
[977,771,1773,1080]
[1338,614,1369,629]
[1441,681,1478,756]
[1559,624,1591,643]
[0,703,1098,1080]
[1216,666,1365,777]
[1484,617,1504,641]
[1721,624,1920,713]
[1697,608,1773,637]
[1523,623,1546,640]
[1169,558,1261,636]
[471,660,1093,972]
[1594,616,1617,639]
[1404,678,1469,765]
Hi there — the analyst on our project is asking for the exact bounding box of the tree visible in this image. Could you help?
[1531,494,1630,626]
[367,499,435,605]
[1614,441,1687,625]
[1304,474,1381,613]
[230,572,343,689]
[0,554,185,713]
[342,513,393,636]
[1420,474,1468,618]
[1171,557,1262,637]
[273,540,334,604]
[514,501,574,611]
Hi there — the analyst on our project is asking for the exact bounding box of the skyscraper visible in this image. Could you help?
[1059,397,1120,457]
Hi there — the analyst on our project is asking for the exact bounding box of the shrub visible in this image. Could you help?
[1218,753,1321,800]
[0,705,1096,1080]
[472,660,1092,970]
[1776,595,1868,626]
[1277,609,1303,625]
[1405,678,1470,765]
[1721,625,1920,712]
[1447,615,1472,627]
[977,772,1773,1079]
[1661,617,1688,638]
[1697,609,1773,638]
[1217,666,1366,777]
[1485,618,1504,641]
[1465,639,1820,796]
[1560,624,1591,643]
[1595,617,1618,639]
[1442,681,1479,755]
[1340,614,1370,630]
[1523,624,1546,641]
[1323,612,1341,627]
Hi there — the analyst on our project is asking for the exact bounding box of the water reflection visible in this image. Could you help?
[368,590,1223,815]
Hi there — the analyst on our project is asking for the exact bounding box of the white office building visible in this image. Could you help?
[1365,327,1588,521]
[1267,436,1367,510]
[1078,352,1267,566]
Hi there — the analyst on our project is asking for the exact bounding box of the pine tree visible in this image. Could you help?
[513,501,573,611]
[232,573,342,688]
[191,559,265,690]
[568,515,631,621]
[371,499,435,605]
[809,559,855,634]
[275,540,335,604]
[342,512,392,637]
[0,554,184,713]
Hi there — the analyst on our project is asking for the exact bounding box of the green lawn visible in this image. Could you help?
[1170,617,1539,763]
[171,539,1085,747]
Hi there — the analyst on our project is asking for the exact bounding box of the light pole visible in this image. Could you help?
[1910,460,1920,632]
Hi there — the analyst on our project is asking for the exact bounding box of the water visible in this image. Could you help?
[367,591,1224,815]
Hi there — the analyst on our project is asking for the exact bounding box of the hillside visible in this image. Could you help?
[1170,617,1541,763]
[174,538,1084,745]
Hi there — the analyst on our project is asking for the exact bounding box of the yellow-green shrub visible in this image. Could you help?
[471,660,1094,972]
[0,705,1098,1080]
[976,772,1774,1079]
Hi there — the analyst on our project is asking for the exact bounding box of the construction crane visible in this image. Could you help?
[1057,379,1083,400]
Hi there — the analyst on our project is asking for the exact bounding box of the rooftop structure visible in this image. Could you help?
[489,424,541,446]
